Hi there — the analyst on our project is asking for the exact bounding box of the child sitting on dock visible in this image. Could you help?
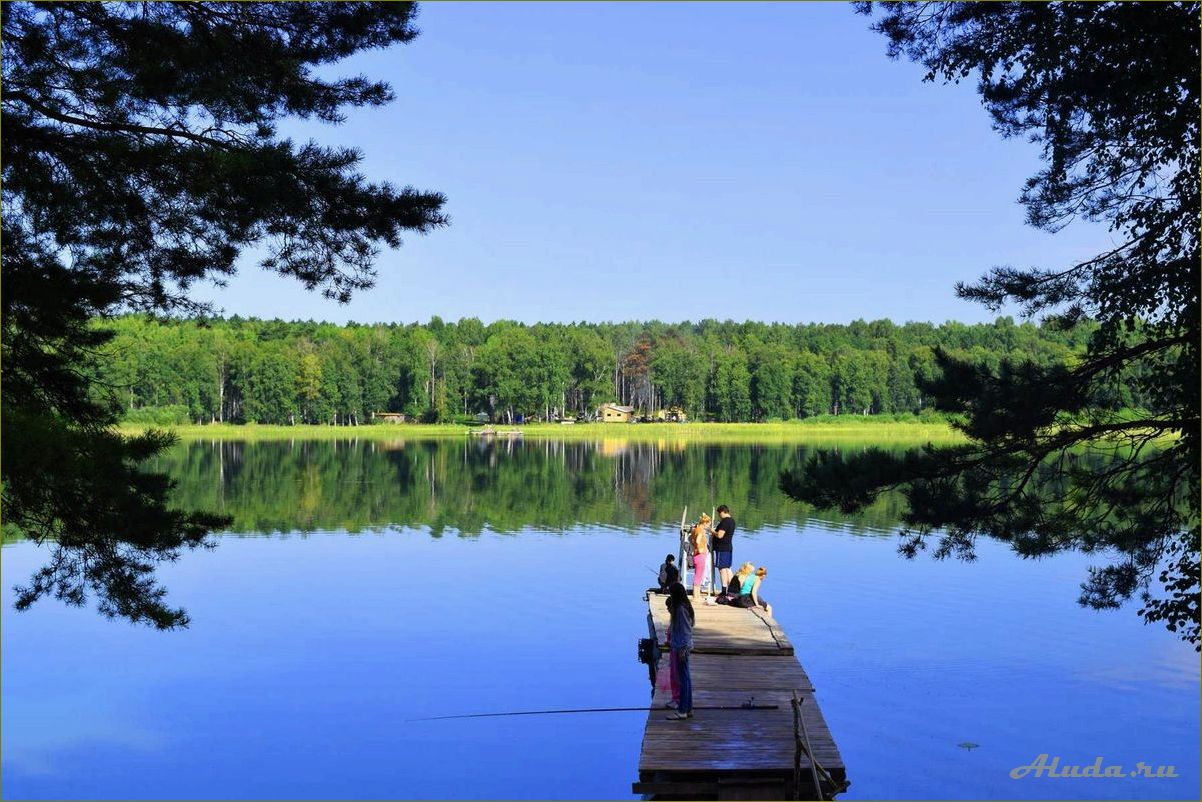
[732,566,772,617]
[714,561,754,605]
[656,554,679,593]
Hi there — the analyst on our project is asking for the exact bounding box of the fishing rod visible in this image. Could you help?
[412,701,778,722]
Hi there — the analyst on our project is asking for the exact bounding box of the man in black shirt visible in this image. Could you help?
[710,504,736,593]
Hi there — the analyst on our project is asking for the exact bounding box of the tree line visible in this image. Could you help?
[93,314,1114,426]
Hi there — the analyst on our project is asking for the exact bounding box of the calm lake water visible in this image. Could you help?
[2,438,1198,800]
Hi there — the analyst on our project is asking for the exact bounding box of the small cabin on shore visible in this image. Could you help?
[598,403,635,423]
[371,412,407,424]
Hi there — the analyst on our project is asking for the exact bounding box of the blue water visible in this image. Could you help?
[2,441,1198,800]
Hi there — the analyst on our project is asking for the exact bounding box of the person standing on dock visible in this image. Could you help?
[665,582,695,720]
[689,514,710,600]
[711,504,736,594]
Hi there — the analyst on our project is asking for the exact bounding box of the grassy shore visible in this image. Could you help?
[119,416,966,444]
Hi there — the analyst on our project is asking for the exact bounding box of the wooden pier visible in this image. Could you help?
[634,593,847,800]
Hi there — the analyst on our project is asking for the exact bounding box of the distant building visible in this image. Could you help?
[598,403,636,423]
[372,412,407,424]
[654,407,688,423]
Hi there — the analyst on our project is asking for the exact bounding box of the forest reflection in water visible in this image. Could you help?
[152,437,923,537]
[4,436,1198,801]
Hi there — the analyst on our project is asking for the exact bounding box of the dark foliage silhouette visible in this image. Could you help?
[783,2,1200,646]
[1,2,447,626]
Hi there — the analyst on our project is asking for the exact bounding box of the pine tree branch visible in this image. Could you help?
[5,91,236,150]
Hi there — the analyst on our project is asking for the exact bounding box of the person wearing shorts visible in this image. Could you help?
[711,504,735,593]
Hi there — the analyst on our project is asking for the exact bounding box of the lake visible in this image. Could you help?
[2,438,1198,800]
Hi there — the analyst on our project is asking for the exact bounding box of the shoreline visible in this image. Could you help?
[117,418,966,443]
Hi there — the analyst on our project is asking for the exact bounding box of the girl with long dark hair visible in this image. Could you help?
[665,582,695,720]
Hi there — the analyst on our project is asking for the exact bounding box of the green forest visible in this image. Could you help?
[95,314,1112,426]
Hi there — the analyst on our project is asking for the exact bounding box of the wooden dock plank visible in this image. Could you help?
[647,593,794,656]
[636,594,846,797]
[650,652,815,694]
[643,684,840,769]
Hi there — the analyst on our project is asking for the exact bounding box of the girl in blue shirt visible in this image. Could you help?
[665,582,695,720]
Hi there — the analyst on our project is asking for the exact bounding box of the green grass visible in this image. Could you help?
[118,417,966,444]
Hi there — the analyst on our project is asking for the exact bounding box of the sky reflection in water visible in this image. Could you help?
[2,439,1197,800]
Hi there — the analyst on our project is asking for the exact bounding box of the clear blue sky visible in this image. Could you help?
[192,2,1114,326]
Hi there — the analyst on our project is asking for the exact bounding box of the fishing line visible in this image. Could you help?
[411,702,778,722]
